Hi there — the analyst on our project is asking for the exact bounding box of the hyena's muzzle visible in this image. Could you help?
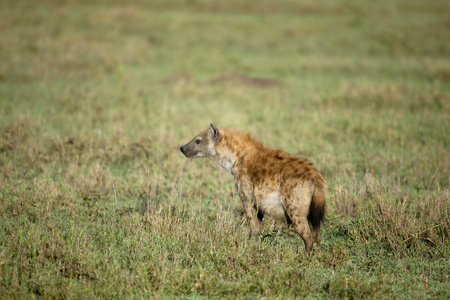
[179,144,190,157]
[179,140,203,158]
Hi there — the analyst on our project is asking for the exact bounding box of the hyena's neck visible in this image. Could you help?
[211,147,237,174]
[210,129,263,174]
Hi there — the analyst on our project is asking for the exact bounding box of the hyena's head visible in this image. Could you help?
[180,124,221,159]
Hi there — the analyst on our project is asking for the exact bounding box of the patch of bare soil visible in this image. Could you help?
[161,71,282,88]
[209,72,281,88]
[161,71,192,84]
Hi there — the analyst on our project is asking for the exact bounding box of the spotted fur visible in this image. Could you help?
[180,124,327,254]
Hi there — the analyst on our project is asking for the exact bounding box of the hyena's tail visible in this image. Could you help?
[308,179,327,232]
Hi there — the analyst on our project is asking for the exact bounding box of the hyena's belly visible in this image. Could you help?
[258,191,288,223]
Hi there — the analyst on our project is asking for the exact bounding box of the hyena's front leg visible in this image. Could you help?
[235,180,261,239]
[239,192,262,239]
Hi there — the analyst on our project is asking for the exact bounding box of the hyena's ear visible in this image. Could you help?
[210,123,220,141]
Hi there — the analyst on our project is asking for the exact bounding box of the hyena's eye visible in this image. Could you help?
[195,139,201,144]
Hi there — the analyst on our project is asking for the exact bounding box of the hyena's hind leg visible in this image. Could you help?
[283,184,315,254]
[284,203,314,254]
[291,216,314,254]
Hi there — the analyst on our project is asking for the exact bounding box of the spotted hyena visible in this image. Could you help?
[180,124,327,254]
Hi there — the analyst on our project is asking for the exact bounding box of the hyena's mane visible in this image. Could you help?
[219,128,266,155]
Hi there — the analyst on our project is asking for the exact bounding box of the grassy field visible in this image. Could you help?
[1,0,449,298]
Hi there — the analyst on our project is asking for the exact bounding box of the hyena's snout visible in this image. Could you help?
[180,141,205,158]
[180,143,195,158]
[180,144,188,156]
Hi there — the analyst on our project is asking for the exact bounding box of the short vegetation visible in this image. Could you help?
[0,0,449,298]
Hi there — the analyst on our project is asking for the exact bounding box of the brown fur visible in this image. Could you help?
[180,124,327,254]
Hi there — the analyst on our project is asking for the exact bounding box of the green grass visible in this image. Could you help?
[1,0,449,298]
